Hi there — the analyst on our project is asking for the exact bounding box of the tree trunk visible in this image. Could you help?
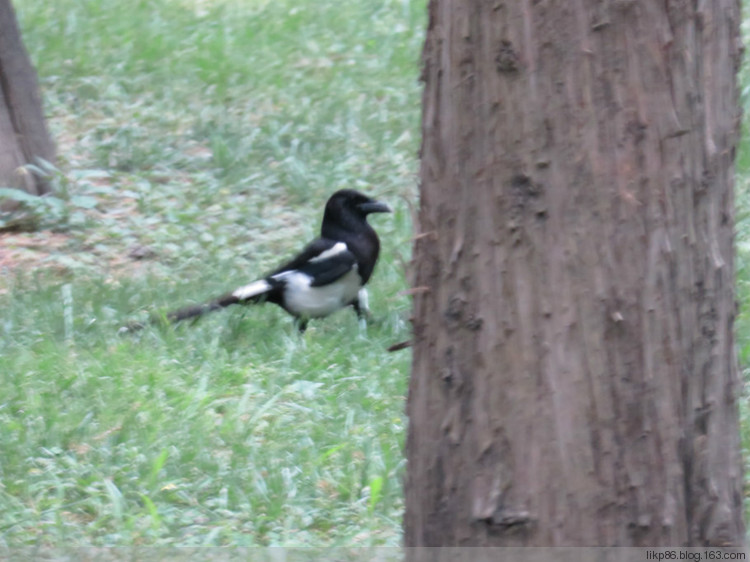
[405,0,744,547]
[0,0,55,197]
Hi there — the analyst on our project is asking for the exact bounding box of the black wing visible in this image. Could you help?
[268,238,359,287]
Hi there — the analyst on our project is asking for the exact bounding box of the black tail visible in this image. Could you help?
[121,292,249,334]
[121,278,274,334]
[165,293,240,323]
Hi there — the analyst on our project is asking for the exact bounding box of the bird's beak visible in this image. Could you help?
[359,199,392,214]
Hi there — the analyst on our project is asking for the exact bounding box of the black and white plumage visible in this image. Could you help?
[161,189,391,332]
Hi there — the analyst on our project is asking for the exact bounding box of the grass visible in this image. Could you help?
[3,0,750,550]
[1,0,424,548]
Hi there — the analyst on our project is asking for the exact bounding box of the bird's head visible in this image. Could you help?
[323,189,392,225]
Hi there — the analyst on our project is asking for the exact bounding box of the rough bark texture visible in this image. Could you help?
[406,0,744,547]
[0,0,55,197]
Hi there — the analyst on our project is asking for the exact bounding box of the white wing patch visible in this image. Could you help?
[309,241,348,263]
[232,279,271,300]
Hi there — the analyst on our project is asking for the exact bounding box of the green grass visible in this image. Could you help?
[1,0,424,547]
[736,13,750,525]
[4,0,750,549]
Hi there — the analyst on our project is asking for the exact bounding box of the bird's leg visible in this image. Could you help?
[352,288,370,319]
[353,288,371,333]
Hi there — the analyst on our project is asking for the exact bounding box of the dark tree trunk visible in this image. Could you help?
[0,0,55,197]
[405,0,744,547]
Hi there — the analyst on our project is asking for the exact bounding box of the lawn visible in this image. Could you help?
[1,0,424,547]
[2,0,750,550]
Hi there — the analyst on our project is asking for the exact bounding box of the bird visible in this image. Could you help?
[140,189,391,333]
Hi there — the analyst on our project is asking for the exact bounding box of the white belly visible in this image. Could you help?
[275,267,362,318]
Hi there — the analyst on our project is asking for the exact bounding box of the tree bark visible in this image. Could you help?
[406,0,744,547]
[0,0,55,197]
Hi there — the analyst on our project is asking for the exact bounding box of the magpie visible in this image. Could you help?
[153,189,391,332]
